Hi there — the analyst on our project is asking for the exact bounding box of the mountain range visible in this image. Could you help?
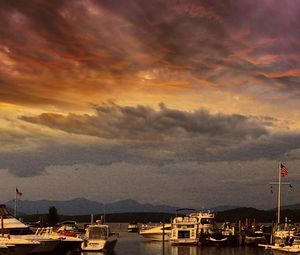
[6,197,300,216]
[4,198,238,216]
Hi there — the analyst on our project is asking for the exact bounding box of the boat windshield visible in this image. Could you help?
[200,218,213,225]
[178,225,195,229]
[88,226,108,239]
[277,223,296,231]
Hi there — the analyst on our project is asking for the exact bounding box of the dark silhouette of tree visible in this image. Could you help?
[47,206,59,226]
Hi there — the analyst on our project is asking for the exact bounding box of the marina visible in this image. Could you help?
[0,162,298,254]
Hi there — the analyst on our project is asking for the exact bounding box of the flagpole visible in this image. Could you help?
[277,162,281,225]
[14,188,17,218]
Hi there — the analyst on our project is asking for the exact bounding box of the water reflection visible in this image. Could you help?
[81,251,116,255]
[140,241,166,255]
[171,246,197,255]
[72,232,273,255]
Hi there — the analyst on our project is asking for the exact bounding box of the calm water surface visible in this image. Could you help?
[74,231,273,255]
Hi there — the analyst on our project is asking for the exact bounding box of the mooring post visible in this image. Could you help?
[238,220,242,246]
[270,221,274,244]
[1,216,4,237]
[162,221,165,255]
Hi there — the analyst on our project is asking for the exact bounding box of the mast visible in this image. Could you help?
[277,162,281,225]
[270,162,291,226]
[14,188,17,218]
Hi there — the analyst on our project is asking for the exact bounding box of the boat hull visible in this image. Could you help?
[5,243,38,255]
[245,236,267,246]
[206,236,230,247]
[128,228,139,233]
[53,236,83,254]
[29,239,60,254]
[170,238,198,245]
[271,246,300,255]
[139,232,170,241]
[81,236,117,251]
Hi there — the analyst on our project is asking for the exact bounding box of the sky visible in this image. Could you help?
[0,0,299,210]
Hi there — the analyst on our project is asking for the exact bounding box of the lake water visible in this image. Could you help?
[74,231,273,255]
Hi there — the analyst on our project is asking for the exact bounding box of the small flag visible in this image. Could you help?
[281,163,288,177]
[270,185,273,194]
[16,188,22,196]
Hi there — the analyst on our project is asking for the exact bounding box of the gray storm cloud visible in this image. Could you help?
[0,103,293,177]
[20,103,269,141]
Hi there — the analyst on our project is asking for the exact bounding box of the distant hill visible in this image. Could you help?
[5,198,178,215]
[209,205,239,212]
[6,197,299,221]
[5,198,239,216]
[278,203,300,210]
[215,207,300,223]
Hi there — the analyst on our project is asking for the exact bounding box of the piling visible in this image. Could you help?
[162,222,165,255]
[270,222,274,244]
[238,220,243,246]
[1,216,4,237]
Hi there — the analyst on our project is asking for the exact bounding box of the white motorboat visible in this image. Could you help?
[0,204,61,254]
[139,224,171,241]
[170,215,198,245]
[81,222,118,251]
[0,204,82,254]
[127,222,139,233]
[206,222,236,246]
[35,227,83,253]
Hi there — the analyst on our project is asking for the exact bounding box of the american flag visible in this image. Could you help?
[16,188,23,196]
[280,163,288,177]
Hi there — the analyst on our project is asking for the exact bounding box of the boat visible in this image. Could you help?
[206,222,236,246]
[139,224,171,241]
[245,226,267,246]
[39,227,83,253]
[81,221,118,251]
[56,221,84,237]
[274,222,296,245]
[189,211,215,235]
[189,210,215,245]
[127,222,139,233]
[53,235,83,254]
[170,215,199,245]
[0,204,82,254]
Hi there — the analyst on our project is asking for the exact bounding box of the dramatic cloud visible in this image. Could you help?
[0,104,292,177]
[21,103,269,141]
[0,0,299,108]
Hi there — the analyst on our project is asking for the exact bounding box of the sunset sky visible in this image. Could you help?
[0,0,299,209]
